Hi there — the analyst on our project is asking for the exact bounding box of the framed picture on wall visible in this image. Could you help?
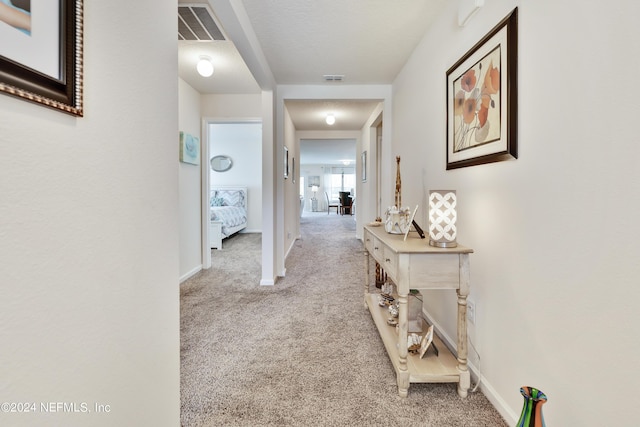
[179,132,200,165]
[284,146,289,179]
[446,7,518,169]
[292,157,296,184]
[0,0,84,116]
[361,151,367,182]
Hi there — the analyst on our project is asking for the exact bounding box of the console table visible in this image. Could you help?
[363,224,473,397]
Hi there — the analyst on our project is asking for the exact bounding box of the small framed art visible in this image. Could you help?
[361,151,367,182]
[284,146,289,179]
[179,132,200,165]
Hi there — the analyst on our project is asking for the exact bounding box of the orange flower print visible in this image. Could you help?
[454,90,465,116]
[475,119,490,142]
[460,69,476,92]
[482,61,500,95]
[453,46,501,152]
[463,98,476,124]
[478,104,489,127]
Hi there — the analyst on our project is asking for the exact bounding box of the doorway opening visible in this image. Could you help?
[203,120,262,267]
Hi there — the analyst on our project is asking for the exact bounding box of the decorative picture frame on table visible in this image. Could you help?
[284,146,289,179]
[446,7,518,170]
[361,151,367,182]
[0,0,84,116]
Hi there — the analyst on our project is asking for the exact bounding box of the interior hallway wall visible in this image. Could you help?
[392,1,639,425]
[0,0,180,425]
[179,78,203,281]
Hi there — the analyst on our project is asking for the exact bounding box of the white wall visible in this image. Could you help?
[0,1,180,426]
[393,1,639,425]
[283,106,298,256]
[209,122,262,232]
[201,93,261,118]
[357,104,383,239]
[179,78,203,281]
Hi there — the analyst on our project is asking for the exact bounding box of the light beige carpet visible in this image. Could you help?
[180,213,508,426]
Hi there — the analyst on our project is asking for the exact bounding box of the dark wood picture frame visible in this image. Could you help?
[0,0,84,116]
[361,151,367,182]
[284,146,289,179]
[292,157,296,184]
[446,7,517,169]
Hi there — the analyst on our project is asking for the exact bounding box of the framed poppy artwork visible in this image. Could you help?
[0,0,83,116]
[446,7,517,169]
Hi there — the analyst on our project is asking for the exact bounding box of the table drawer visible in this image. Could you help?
[382,245,398,278]
[364,230,375,254]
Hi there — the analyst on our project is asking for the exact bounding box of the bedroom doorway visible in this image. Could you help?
[203,120,262,267]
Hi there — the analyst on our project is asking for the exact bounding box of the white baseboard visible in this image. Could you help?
[285,240,295,260]
[421,308,516,425]
[260,278,275,286]
[180,265,202,283]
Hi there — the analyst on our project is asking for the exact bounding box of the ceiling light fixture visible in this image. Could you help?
[196,55,214,77]
[325,114,336,125]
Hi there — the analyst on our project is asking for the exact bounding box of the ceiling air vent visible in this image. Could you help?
[178,4,226,41]
[323,74,345,82]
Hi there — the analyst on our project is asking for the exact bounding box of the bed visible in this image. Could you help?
[210,187,248,249]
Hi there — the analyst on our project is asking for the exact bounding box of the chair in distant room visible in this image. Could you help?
[325,191,339,214]
[339,191,353,215]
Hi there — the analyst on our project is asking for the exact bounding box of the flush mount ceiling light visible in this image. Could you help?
[325,114,336,125]
[196,55,214,77]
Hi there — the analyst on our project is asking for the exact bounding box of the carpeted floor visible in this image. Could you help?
[180,213,507,426]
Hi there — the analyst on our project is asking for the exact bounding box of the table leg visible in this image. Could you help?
[397,292,409,397]
[456,254,471,397]
[364,250,370,308]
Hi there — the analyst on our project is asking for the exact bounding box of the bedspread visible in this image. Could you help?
[210,205,247,231]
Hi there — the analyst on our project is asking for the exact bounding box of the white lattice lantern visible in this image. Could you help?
[428,190,457,248]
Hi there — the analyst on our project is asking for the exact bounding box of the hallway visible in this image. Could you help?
[179,215,505,426]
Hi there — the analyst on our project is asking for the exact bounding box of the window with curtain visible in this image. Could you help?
[328,167,355,200]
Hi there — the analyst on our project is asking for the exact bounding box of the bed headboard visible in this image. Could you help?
[210,187,247,209]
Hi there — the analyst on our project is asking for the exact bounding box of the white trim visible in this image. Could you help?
[284,237,296,260]
[422,308,514,425]
[260,278,275,286]
[201,117,261,267]
[201,118,211,269]
[180,265,202,283]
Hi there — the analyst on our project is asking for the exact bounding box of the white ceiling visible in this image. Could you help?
[178,0,446,162]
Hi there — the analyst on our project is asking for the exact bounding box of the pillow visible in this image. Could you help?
[210,197,225,207]
[217,190,244,207]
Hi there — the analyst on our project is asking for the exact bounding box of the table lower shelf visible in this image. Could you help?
[365,293,461,384]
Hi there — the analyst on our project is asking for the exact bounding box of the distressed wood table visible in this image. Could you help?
[363,224,473,397]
